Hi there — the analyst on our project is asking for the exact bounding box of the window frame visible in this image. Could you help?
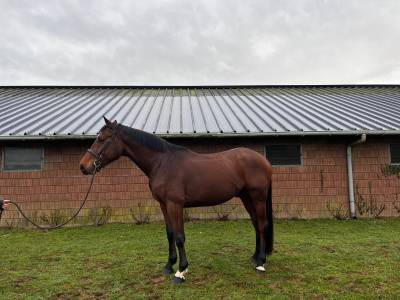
[264,144,303,167]
[2,146,44,172]
[389,144,400,165]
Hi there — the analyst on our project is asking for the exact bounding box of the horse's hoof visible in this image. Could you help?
[172,268,188,284]
[256,265,266,272]
[163,267,174,275]
[172,276,185,284]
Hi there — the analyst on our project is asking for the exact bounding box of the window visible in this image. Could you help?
[265,144,301,166]
[3,147,43,171]
[390,144,400,164]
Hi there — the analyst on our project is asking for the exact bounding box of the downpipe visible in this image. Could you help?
[347,134,367,219]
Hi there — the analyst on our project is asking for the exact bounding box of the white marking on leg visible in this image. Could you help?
[174,268,188,279]
[256,265,265,272]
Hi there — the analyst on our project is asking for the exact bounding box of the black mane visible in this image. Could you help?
[118,124,187,153]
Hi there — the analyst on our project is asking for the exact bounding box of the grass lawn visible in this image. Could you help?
[1,219,400,299]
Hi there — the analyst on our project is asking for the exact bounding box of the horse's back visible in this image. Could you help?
[189,147,272,190]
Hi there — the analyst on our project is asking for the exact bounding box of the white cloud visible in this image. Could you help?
[251,37,284,61]
[0,0,399,85]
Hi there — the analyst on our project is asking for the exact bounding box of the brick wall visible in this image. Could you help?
[273,142,349,219]
[352,138,400,217]
[0,136,398,226]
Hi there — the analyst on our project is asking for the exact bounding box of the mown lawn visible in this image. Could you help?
[1,219,399,299]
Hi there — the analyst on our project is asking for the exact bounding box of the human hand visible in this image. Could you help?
[1,199,10,210]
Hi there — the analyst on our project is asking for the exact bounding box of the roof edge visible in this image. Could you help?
[1,84,400,89]
[1,130,399,141]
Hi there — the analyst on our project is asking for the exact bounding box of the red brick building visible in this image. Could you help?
[1,86,400,226]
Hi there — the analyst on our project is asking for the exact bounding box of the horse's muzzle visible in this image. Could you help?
[80,164,92,175]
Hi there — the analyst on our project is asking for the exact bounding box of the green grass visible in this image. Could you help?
[1,219,400,299]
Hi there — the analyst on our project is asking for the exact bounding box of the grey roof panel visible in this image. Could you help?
[1,85,400,138]
[181,93,195,133]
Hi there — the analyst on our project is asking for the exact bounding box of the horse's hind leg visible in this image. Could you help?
[159,202,177,274]
[247,189,268,272]
[239,192,260,265]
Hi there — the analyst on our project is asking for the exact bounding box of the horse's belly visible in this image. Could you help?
[184,197,232,208]
[183,177,242,207]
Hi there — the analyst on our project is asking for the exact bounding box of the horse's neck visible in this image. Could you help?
[120,133,163,177]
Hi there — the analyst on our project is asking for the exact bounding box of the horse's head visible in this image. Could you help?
[79,117,124,175]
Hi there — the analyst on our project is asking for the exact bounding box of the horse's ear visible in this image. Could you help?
[103,116,111,125]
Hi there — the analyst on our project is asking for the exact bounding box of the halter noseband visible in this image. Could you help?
[86,127,118,171]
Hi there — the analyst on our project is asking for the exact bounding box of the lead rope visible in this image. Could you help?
[0,171,96,230]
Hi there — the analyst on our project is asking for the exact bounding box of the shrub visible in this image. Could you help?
[287,206,306,220]
[129,202,150,225]
[381,164,400,178]
[40,209,69,226]
[88,206,112,226]
[392,194,400,216]
[326,199,348,220]
[183,208,192,222]
[355,183,385,218]
[213,204,236,221]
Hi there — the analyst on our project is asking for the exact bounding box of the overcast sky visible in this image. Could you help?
[0,0,399,85]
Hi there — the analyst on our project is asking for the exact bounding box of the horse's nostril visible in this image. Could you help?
[80,164,87,174]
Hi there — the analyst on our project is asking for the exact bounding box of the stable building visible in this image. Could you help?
[1,85,400,226]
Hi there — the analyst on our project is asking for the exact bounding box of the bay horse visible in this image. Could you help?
[79,117,274,284]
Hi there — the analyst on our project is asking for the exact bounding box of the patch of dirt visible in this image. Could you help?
[310,293,327,300]
[12,276,35,288]
[52,291,80,300]
[344,282,364,293]
[321,246,336,253]
[40,255,62,262]
[79,276,93,286]
[325,275,340,284]
[149,275,165,287]
[52,290,108,300]
[287,275,305,285]
[83,258,114,271]
[268,282,282,290]
[191,276,208,286]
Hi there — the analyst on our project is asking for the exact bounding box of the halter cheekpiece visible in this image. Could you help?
[86,126,118,171]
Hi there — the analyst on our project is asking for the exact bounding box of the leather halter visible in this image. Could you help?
[86,127,118,171]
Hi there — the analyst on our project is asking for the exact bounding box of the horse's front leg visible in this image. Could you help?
[159,202,177,274]
[166,200,188,284]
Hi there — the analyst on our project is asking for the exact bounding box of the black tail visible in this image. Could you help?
[265,183,274,255]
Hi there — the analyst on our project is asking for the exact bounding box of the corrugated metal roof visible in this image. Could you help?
[1,85,400,139]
